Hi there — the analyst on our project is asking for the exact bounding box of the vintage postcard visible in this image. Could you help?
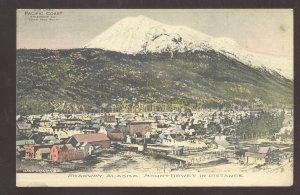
[16,9,293,187]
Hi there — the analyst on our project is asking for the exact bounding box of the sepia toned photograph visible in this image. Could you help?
[16,9,293,187]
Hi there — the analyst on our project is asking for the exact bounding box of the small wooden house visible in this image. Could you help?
[35,148,50,160]
[245,146,279,165]
[24,144,35,159]
[49,145,64,161]
[79,142,93,157]
[245,152,267,165]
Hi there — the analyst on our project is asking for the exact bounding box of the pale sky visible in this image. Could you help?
[17,9,293,57]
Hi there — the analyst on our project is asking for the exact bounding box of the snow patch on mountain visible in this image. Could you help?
[84,15,293,80]
[212,37,293,79]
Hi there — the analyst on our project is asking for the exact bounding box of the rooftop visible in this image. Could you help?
[72,133,110,143]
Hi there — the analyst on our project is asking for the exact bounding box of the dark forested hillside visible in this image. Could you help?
[16,49,293,114]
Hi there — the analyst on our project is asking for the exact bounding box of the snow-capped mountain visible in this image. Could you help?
[84,15,293,80]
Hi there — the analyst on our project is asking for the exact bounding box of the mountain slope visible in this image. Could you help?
[84,15,293,80]
[16,49,293,115]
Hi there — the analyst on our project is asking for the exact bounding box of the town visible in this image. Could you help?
[16,107,294,173]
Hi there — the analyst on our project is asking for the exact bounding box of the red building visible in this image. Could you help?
[67,133,111,148]
[49,145,64,161]
[24,144,35,159]
[49,144,85,163]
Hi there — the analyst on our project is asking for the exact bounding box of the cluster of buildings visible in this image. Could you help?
[16,132,111,162]
[16,109,292,165]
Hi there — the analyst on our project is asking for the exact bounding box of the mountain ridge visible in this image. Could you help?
[16,48,293,115]
[84,15,293,80]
